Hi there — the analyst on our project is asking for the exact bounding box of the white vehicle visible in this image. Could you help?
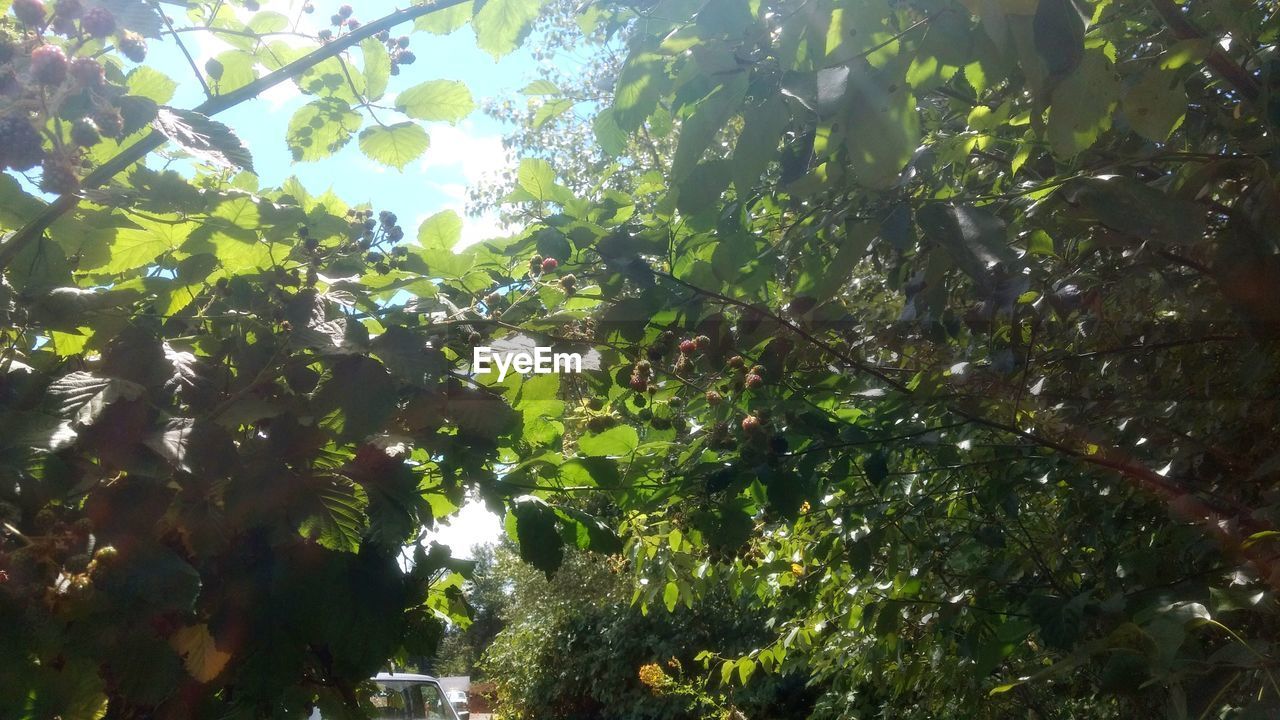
[309,673,460,720]
[444,688,470,719]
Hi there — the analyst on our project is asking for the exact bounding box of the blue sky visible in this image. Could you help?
[154,0,545,555]
[160,0,538,249]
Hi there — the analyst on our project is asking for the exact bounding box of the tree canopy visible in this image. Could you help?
[2,0,1280,718]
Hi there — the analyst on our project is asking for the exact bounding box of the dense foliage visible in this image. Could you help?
[3,0,1280,718]
[478,542,813,720]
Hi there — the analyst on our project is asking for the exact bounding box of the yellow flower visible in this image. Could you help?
[790,562,805,577]
[799,501,811,514]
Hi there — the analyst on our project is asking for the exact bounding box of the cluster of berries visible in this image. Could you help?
[629,359,656,393]
[529,253,559,274]
[1,2,148,194]
[14,0,146,60]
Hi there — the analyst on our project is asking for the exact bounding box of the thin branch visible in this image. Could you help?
[0,0,471,270]
[154,0,211,99]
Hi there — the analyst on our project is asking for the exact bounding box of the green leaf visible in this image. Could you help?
[613,51,668,132]
[208,50,257,94]
[299,478,369,553]
[578,426,639,457]
[516,158,571,204]
[418,209,463,254]
[361,38,392,101]
[1032,0,1085,77]
[1048,49,1119,157]
[1123,66,1186,142]
[153,108,255,172]
[47,372,145,425]
[917,203,1017,283]
[508,496,564,578]
[414,1,473,34]
[672,75,748,183]
[836,63,921,188]
[663,581,679,612]
[732,94,789,192]
[472,0,547,59]
[313,356,397,441]
[125,66,177,104]
[287,98,361,162]
[593,108,628,157]
[396,80,475,123]
[532,98,574,129]
[358,122,430,170]
[521,79,560,95]
[1062,176,1205,245]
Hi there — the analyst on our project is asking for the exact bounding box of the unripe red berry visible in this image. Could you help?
[70,56,104,85]
[744,373,764,389]
[727,355,744,369]
[705,390,722,406]
[31,45,69,86]
[346,18,360,30]
[694,334,711,351]
[678,339,696,355]
[741,415,761,433]
[13,0,46,26]
[629,375,649,392]
[541,257,559,272]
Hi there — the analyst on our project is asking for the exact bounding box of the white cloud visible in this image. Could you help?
[421,122,509,185]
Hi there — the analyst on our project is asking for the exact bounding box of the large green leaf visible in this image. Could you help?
[1123,66,1187,142]
[153,108,255,172]
[1048,49,1118,156]
[472,0,547,59]
[507,495,564,577]
[672,75,748,183]
[917,203,1016,283]
[415,0,473,34]
[396,80,475,123]
[286,98,362,162]
[359,122,430,170]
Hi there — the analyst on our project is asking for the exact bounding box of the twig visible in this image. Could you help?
[153,0,211,99]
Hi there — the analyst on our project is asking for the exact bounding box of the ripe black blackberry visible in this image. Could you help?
[39,155,79,194]
[92,107,123,138]
[55,0,82,18]
[80,7,115,37]
[0,116,46,171]
[70,57,104,86]
[118,31,146,62]
[70,118,99,147]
